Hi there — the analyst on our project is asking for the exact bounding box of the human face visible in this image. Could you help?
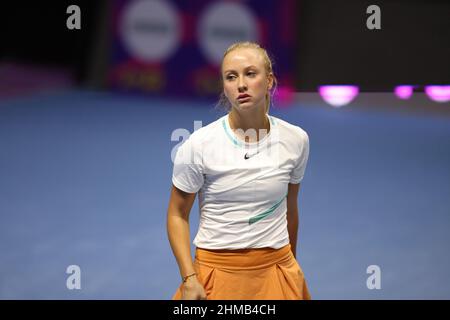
[222,48,273,113]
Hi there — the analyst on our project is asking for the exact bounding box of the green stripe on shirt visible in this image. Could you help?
[248,192,288,225]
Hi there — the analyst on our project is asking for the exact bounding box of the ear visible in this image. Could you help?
[267,73,274,90]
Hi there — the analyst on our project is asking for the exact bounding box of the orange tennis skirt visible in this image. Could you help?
[172,243,311,300]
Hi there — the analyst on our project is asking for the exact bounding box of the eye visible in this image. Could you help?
[226,74,236,81]
[247,71,256,77]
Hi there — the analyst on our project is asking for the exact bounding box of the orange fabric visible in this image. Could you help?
[172,244,311,300]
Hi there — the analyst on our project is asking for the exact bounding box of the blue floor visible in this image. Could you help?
[0,90,449,299]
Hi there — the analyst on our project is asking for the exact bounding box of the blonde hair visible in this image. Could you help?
[217,41,278,113]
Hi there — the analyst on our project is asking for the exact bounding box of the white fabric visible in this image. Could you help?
[172,113,310,250]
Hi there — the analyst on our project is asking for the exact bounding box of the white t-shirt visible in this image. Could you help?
[172,113,310,250]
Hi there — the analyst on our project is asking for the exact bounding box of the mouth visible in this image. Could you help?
[237,94,251,102]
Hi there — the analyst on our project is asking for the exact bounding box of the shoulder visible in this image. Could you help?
[181,115,225,150]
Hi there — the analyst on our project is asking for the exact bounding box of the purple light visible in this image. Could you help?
[275,85,295,108]
[394,85,414,100]
[425,85,450,103]
[318,85,359,107]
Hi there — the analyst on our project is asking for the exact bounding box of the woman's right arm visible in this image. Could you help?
[166,184,207,300]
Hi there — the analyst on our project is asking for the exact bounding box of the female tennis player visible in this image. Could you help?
[167,42,311,300]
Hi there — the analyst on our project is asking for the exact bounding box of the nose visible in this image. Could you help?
[238,76,247,92]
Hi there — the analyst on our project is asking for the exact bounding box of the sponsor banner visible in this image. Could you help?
[108,0,296,99]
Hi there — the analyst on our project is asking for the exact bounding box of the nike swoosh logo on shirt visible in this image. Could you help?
[244,151,258,160]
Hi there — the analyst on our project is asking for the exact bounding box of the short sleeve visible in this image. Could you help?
[289,131,310,184]
[172,136,204,193]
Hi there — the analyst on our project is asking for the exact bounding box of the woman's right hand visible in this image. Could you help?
[181,276,207,300]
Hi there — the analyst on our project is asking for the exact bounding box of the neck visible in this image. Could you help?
[228,108,270,143]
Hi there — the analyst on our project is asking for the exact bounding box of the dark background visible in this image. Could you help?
[296,0,450,90]
[1,0,449,91]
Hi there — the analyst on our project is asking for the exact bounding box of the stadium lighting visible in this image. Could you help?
[394,85,414,100]
[318,85,359,107]
[424,85,450,103]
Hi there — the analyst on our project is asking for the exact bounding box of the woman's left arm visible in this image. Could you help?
[286,183,301,259]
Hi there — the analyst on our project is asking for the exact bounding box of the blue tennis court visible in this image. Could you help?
[0,90,449,299]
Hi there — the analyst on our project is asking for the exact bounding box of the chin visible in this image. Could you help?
[236,101,263,113]
[235,105,255,113]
